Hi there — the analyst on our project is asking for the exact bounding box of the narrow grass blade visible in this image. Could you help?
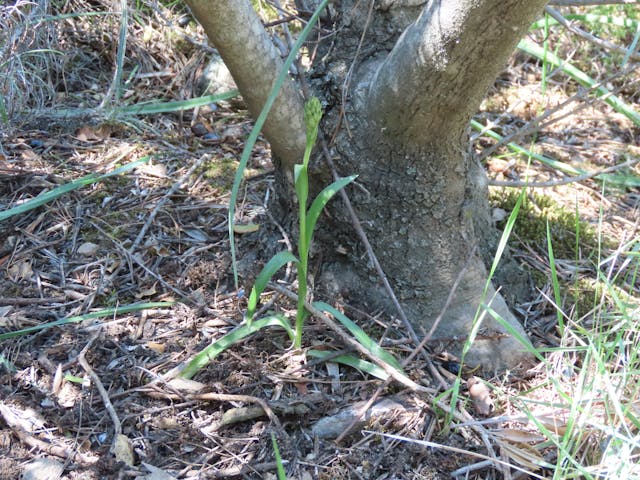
[0,49,64,71]
[305,175,357,247]
[111,0,128,104]
[487,188,525,281]
[471,120,640,187]
[178,315,294,379]
[308,349,390,380]
[0,158,149,222]
[483,305,543,362]
[0,302,173,340]
[546,220,564,334]
[530,14,638,31]
[313,302,403,372]
[37,11,114,23]
[622,21,640,67]
[518,39,640,126]
[471,119,582,176]
[228,0,331,289]
[116,91,239,115]
[0,94,8,125]
[461,188,532,367]
[471,120,586,175]
[271,433,287,480]
[246,251,298,322]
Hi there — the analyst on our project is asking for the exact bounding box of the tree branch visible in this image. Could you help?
[545,6,640,61]
[185,0,306,171]
[367,0,549,144]
[549,1,638,5]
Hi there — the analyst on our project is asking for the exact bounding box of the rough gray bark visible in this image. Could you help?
[188,0,549,371]
[311,0,549,370]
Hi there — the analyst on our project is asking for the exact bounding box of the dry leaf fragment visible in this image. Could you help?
[75,124,112,142]
[233,223,260,234]
[167,377,206,393]
[491,428,546,444]
[497,439,546,470]
[467,376,494,416]
[114,433,135,466]
[136,162,167,178]
[136,462,177,480]
[135,284,157,298]
[8,258,32,281]
[535,414,568,436]
[145,342,166,354]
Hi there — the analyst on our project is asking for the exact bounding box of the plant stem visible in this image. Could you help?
[295,173,308,348]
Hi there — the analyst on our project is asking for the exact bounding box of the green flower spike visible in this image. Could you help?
[304,97,322,147]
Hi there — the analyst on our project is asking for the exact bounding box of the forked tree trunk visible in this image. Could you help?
[186,0,548,371]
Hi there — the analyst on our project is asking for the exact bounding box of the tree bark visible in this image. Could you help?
[187,0,549,370]
[319,0,548,369]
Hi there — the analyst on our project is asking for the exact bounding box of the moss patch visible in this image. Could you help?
[490,189,612,261]
[202,158,240,192]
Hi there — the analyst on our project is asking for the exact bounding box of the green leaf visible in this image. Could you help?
[271,433,287,480]
[518,38,640,127]
[0,158,149,222]
[308,349,390,380]
[178,315,294,379]
[0,302,173,340]
[546,220,564,334]
[246,251,298,322]
[116,91,239,115]
[294,164,309,206]
[313,302,404,373]
[305,176,357,247]
[486,188,524,281]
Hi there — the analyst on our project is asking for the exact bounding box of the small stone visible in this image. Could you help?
[21,458,64,480]
[77,242,99,256]
[190,123,209,137]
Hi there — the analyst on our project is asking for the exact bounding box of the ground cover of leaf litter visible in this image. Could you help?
[1,2,639,479]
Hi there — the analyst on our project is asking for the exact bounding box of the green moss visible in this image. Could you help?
[490,189,626,313]
[201,158,261,192]
[566,277,602,319]
[490,189,610,261]
[202,158,239,192]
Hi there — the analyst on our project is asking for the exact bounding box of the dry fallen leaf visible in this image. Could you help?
[145,342,166,354]
[135,283,157,298]
[497,439,545,471]
[75,124,112,142]
[114,433,135,466]
[491,428,546,444]
[136,462,177,480]
[467,376,494,416]
[21,458,64,480]
[167,377,206,393]
[136,162,168,178]
[535,414,569,436]
[8,258,32,281]
[233,223,260,234]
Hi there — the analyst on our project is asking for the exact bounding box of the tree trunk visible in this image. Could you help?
[187,0,549,371]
